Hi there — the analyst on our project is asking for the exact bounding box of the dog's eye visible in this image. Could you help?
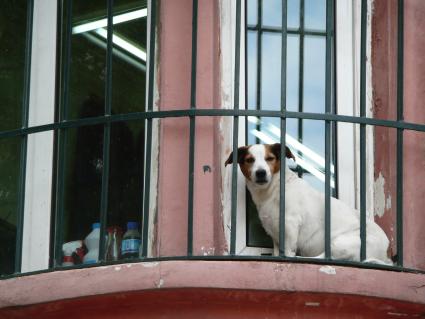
[265,157,275,162]
[245,157,255,164]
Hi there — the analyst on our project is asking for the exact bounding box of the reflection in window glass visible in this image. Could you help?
[69,1,107,119]
[261,32,281,111]
[287,35,299,111]
[0,1,29,275]
[287,0,300,29]
[247,0,258,26]
[0,1,28,131]
[303,36,326,113]
[246,0,334,248]
[59,1,147,262]
[247,31,257,109]
[305,0,326,31]
[262,0,281,28]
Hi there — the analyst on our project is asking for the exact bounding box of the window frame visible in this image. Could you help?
[18,0,158,272]
[21,0,58,273]
[220,0,375,255]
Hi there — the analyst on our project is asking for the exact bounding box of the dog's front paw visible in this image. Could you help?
[284,249,296,257]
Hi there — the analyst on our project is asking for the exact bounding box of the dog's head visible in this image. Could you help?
[225,143,295,188]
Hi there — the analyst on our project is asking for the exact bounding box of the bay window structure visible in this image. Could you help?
[1,0,425,318]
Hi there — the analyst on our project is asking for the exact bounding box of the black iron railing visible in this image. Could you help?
[1,0,425,280]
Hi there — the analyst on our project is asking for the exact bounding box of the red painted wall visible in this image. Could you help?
[2,289,425,319]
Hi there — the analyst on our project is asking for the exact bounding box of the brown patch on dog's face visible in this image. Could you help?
[224,146,254,181]
[239,151,255,181]
[265,144,280,174]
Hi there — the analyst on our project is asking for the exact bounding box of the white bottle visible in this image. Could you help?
[83,222,100,264]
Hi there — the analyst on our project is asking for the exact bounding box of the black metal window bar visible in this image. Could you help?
[1,0,425,279]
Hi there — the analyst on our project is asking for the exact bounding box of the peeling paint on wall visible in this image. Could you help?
[374,172,391,218]
[319,266,336,275]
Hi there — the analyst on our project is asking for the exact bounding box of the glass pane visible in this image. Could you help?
[107,122,144,229]
[262,0,281,28]
[247,0,258,26]
[68,0,106,119]
[261,32,281,110]
[305,0,326,31]
[0,1,29,131]
[60,1,147,263]
[0,137,21,275]
[247,190,273,247]
[247,31,258,110]
[0,1,29,275]
[286,35,299,111]
[287,0,300,29]
[63,124,104,243]
[112,0,147,114]
[303,36,326,113]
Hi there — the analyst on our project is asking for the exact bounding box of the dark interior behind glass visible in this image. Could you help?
[59,1,147,250]
[0,1,29,275]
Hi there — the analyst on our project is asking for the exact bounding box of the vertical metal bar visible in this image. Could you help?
[141,0,156,258]
[187,0,198,256]
[255,0,262,143]
[324,0,333,259]
[15,0,34,273]
[297,0,304,177]
[396,0,404,267]
[98,0,114,261]
[230,0,242,255]
[54,0,73,267]
[332,0,339,199]
[279,0,288,257]
[359,0,367,262]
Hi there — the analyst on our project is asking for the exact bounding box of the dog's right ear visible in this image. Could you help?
[225,146,249,167]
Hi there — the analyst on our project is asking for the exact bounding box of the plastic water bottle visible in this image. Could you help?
[106,226,123,261]
[83,222,100,264]
[121,222,141,259]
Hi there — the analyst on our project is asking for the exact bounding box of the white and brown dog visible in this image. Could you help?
[225,143,392,264]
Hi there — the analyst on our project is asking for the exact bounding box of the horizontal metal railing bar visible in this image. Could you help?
[1,109,424,139]
[2,255,425,281]
[247,25,327,36]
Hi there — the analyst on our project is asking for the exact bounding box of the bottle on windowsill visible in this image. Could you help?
[121,222,141,259]
[83,222,100,264]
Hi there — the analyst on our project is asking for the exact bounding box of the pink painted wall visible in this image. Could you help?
[1,261,425,315]
[372,0,425,269]
[155,0,226,256]
[372,0,398,256]
[403,0,425,269]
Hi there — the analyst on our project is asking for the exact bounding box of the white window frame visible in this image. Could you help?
[22,0,57,272]
[21,0,157,272]
[220,0,375,256]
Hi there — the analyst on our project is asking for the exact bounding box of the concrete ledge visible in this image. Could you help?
[1,260,424,309]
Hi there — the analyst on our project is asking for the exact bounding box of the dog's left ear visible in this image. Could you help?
[271,143,296,161]
[225,146,249,167]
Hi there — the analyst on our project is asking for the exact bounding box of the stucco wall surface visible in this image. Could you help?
[0,261,424,311]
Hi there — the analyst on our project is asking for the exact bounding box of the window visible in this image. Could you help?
[245,0,336,250]
[0,0,32,275]
[53,0,149,266]
[56,0,147,250]
[0,0,154,275]
[224,0,372,255]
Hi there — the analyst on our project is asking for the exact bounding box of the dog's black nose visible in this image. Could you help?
[255,169,267,179]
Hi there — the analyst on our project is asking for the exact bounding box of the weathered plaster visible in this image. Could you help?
[1,261,424,310]
[373,172,391,218]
